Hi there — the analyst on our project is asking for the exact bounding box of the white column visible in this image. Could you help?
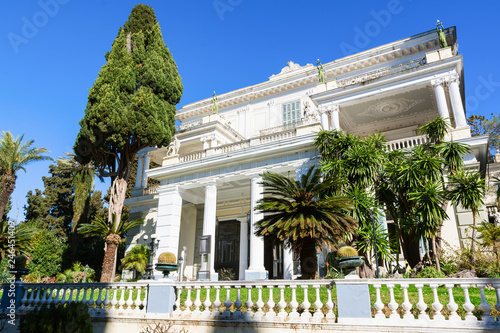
[245,176,268,280]
[283,247,294,280]
[239,219,248,280]
[447,74,468,128]
[202,182,218,280]
[134,155,144,189]
[320,110,329,130]
[432,79,451,124]
[141,154,150,189]
[156,186,183,277]
[330,104,340,131]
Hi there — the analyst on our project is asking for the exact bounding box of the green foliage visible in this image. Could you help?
[58,262,95,283]
[216,267,236,281]
[0,219,37,260]
[255,166,356,278]
[416,266,446,278]
[19,303,93,333]
[337,246,358,258]
[356,222,396,264]
[78,215,143,240]
[467,114,500,152]
[121,244,150,276]
[0,258,12,283]
[157,251,176,264]
[0,131,51,222]
[26,229,67,279]
[73,4,182,170]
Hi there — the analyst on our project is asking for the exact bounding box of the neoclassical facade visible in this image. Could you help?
[125,26,488,281]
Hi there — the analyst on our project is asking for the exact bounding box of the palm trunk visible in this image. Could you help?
[0,174,16,222]
[100,234,121,282]
[299,238,318,279]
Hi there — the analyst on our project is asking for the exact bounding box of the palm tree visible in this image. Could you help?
[0,220,38,259]
[474,221,500,266]
[255,167,356,279]
[0,131,52,221]
[448,170,486,268]
[78,214,144,282]
[121,244,150,279]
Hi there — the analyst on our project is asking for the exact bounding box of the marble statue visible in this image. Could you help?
[167,135,180,156]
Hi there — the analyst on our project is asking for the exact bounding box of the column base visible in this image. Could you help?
[244,269,268,280]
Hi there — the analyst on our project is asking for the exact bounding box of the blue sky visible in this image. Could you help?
[2,0,500,221]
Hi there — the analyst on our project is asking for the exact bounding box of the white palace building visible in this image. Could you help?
[124,26,488,281]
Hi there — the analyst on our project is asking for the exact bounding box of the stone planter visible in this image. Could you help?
[155,263,179,278]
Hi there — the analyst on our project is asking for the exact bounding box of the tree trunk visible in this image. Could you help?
[0,174,16,222]
[431,237,440,271]
[100,233,121,282]
[470,210,478,268]
[299,238,318,279]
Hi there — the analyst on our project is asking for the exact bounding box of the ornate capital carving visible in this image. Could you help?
[318,102,339,115]
[430,77,446,87]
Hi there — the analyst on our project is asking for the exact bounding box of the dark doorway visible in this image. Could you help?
[264,236,283,279]
[214,220,240,278]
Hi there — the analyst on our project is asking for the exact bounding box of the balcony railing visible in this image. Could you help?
[386,135,429,152]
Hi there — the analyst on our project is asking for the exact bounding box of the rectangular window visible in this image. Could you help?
[282,100,301,125]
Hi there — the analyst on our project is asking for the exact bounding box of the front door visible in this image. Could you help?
[214,220,240,279]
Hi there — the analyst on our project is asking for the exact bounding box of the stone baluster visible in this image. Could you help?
[429,283,444,321]
[254,286,265,320]
[289,285,299,320]
[95,287,103,310]
[445,283,460,321]
[192,286,202,317]
[400,283,413,320]
[277,285,287,320]
[117,286,126,311]
[462,284,476,322]
[265,285,276,320]
[312,284,324,322]
[233,286,243,320]
[87,287,95,309]
[59,286,68,306]
[183,287,193,317]
[67,287,75,306]
[45,287,54,306]
[36,286,44,307]
[173,286,182,316]
[244,285,254,321]
[141,286,148,313]
[18,286,28,311]
[325,285,335,320]
[494,282,500,312]
[477,283,493,323]
[373,284,384,319]
[110,286,119,311]
[133,286,142,313]
[211,285,221,318]
[73,286,81,304]
[26,286,36,310]
[415,283,429,320]
[126,287,135,313]
[201,286,212,318]
[222,286,232,319]
[300,285,311,321]
[387,283,399,320]
[102,287,110,313]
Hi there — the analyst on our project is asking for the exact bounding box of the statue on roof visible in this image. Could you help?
[317,59,324,83]
[436,20,448,48]
[212,91,218,114]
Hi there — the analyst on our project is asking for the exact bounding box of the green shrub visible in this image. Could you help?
[19,303,93,333]
[337,246,358,258]
[57,262,95,283]
[416,266,446,278]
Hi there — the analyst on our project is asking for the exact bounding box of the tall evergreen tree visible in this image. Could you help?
[73,4,182,282]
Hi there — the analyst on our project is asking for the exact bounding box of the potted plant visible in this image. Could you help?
[155,252,179,278]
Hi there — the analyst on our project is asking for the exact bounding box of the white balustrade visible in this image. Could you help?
[386,135,429,152]
[9,277,500,328]
[17,282,148,318]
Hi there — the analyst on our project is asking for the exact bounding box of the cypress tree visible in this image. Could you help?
[73,4,182,282]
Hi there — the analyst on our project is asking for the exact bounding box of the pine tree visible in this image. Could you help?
[73,4,182,282]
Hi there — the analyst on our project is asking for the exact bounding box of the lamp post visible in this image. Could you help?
[143,234,159,280]
[83,264,89,283]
